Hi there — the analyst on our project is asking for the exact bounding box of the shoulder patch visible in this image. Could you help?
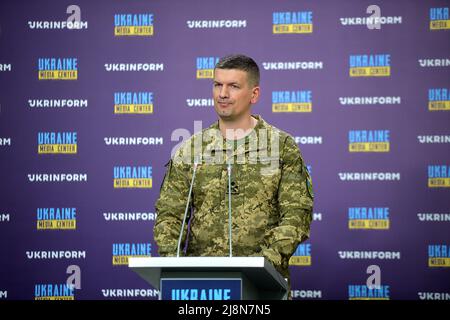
[304,166,314,199]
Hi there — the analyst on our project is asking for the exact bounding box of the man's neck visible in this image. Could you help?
[219,114,257,140]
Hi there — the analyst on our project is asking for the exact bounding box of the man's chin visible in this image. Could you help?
[218,112,236,121]
[215,108,234,120]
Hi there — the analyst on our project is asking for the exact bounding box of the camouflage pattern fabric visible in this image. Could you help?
[154,115,313,282]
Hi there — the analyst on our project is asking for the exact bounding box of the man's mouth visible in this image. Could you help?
[218,101,232,107]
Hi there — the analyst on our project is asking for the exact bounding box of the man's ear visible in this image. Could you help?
[251,86,260,104]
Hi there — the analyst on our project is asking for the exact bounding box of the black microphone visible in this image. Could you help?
[176,157,199,257]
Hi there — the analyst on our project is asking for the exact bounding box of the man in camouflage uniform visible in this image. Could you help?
[154,54,313,287]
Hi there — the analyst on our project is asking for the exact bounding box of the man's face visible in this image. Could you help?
[213,68,259,121]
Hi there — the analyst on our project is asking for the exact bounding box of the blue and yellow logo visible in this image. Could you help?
[289,244,311,266]
[348,207,390,230]
[34,284,74,300]
[428,88,450,111]
[348,285,390,300]
[38,132,77,154]
[428,244,450,267]
[114,92,154,114]
[196,57,219,79]
[272,11,313,34]
[37,207,76,230]
[112,243,151,265]
[113,165,152,188]
[348,130,390,152]
[272,90,312,112]
[114,13,154,36]
[349,54,390,77]
[430,7,449,30]
[38,58,78,80]
[428,165,450,187]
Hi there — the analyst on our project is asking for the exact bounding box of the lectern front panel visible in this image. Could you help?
[160,278,242,300]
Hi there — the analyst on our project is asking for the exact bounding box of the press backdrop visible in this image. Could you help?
[0,0,449,300]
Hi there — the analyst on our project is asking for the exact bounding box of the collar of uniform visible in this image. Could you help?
[209,114,265,131]
[204,115,268,159]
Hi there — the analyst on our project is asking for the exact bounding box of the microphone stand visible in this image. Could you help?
[227,162,232,257]
[176,158,199,257]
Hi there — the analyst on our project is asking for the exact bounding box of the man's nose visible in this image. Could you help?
[219,85,229,98]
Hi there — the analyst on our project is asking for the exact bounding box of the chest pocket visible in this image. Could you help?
[192,163,226,218]
[242,157,281,200]
[193,164,224,197]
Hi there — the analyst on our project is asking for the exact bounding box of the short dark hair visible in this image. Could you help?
[215,54,260,86]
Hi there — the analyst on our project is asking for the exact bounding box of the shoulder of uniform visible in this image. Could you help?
[172,135,195,164]
[263,123,301,160]
[172,122,220,162]
[262,121,295,146]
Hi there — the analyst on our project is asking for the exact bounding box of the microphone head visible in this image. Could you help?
[193,156,200,169]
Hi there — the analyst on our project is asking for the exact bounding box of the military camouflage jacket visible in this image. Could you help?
[154,115,313,279]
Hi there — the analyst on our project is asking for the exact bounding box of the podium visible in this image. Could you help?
[129,257,288,300]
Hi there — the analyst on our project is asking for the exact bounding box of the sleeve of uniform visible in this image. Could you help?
[153,156,192,257]
[261,135,314,268]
